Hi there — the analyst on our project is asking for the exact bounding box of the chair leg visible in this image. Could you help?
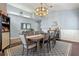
[49,41,51,51]
[47,43,49,53]
[42,40,46,55]
[22,45,24,56]
[26,49,28,56]
[44,40,50,53]
[42,45,45,56]
[54,40,56,47]
[52,40,54,48]
[52,39,56,48]
[31,49,34,55]
[33,47,37,56]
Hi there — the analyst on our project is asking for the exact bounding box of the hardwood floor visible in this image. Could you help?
[0,51,4,56]
[71,42,79,56]
[58,39,79,56]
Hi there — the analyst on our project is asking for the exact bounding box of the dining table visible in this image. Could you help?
[26,34,45,53]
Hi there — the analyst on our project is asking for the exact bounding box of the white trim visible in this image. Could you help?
[8,11,31,18]
[67,43,72,56]
[8,11,37,21]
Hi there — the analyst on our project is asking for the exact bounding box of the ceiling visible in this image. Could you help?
[8,3,79,13]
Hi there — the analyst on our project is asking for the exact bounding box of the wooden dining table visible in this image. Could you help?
[26,34,45,53]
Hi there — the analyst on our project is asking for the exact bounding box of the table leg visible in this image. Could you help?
[37,41,40,55]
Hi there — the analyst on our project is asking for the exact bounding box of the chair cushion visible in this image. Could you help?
[24,43,36,49]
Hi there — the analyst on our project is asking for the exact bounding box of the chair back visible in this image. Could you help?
[50,31,55,39]
[44,33,50,41]
[54,29,58,37]
[27,31,34,36]
[19,34,27,48]
[34,31,40,35]
[48,29,58,39]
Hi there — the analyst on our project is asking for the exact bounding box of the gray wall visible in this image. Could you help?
[7,4,39,38]
[9,14,38,37]
[41,9,79,32]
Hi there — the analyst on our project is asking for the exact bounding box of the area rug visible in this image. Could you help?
[4,41,72,56]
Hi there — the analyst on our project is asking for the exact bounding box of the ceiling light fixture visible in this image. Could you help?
[35,3,48,16]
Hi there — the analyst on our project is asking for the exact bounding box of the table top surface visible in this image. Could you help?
[26,34,45,41]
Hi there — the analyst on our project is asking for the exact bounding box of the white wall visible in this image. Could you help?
[41,10,79,32]
[41,10,79,42]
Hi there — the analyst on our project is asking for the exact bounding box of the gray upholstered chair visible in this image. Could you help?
[34,31,40,35]
[19,34,37,55]
[49,29,58,48]
[42,33,50,54]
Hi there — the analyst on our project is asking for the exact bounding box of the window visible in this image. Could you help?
[21,23,31,29]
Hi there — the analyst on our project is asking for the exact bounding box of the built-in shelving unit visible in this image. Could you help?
[0,14,10,51]
[2,16,10,32]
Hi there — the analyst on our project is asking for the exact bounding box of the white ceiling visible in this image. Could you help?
[8,3,79,13]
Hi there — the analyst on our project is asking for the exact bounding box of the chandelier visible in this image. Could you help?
[35,3,48,16]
